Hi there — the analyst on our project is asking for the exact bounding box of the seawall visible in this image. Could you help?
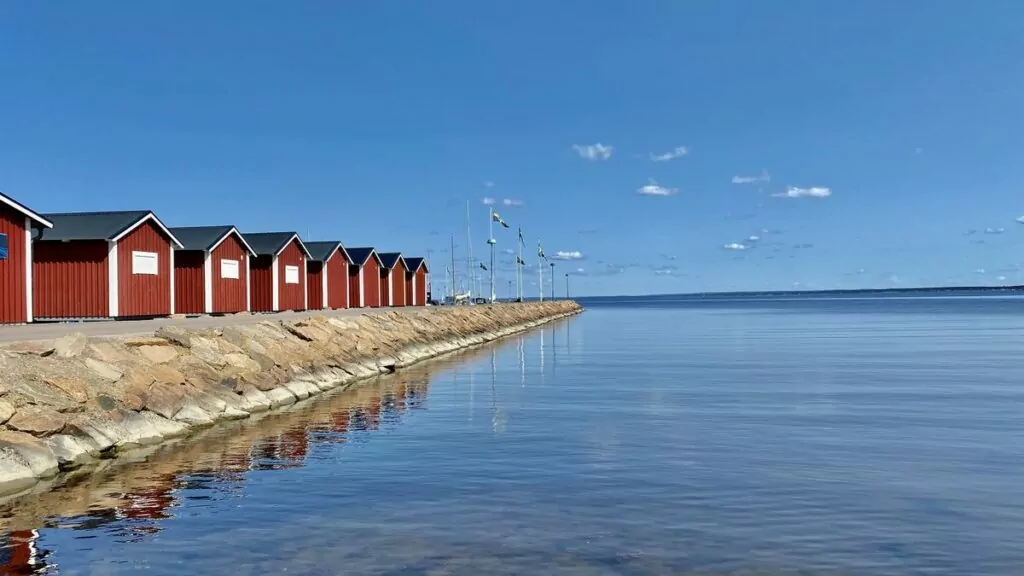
[0,301,582,499]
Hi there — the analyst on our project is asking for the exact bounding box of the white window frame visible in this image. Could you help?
[131,251,159,275]
[284,264,300,285]
[220,258,240,279]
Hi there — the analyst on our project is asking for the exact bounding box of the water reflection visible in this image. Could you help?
[0,347,462,573]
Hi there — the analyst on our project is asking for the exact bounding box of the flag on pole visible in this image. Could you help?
[538,241,546,260]
[492,212,510,228]
[516,256,526,265]
[479,262,488,271]
[517,226,524,246]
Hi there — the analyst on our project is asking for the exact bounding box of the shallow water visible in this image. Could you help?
[4,297,1024,574]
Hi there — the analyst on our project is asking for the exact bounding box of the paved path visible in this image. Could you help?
[0,308,401,343]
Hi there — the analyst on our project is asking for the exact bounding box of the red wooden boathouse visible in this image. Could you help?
[345,247,383,308]
[404,257,429,306]
[305,241,352,310]
[32,211,183,319]
[245,232,310,312]
[0,192,54,323]
[377,252,408,307]
[169,226,256,315]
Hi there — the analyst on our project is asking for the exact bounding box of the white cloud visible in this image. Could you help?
[747,235,761,242]
[654,268,674,276]
[576,267,585,273]
[502,198,524,207]
[650,146,689,162]
[975,268,986,274]
[732,170,770,184]
[1016,216,1024,224]
[554,250,584,260]
[773,186,832,198]
[572,143,613,161]
[998,276,1007,281]
[482,197,497,205]
[636,179,679,197]
[723,243,748,251]
[483,181,495,188]
[985,227,1005,235]
[502,248,515,255]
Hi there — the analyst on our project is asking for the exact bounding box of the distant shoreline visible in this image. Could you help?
[578,286,1024,300]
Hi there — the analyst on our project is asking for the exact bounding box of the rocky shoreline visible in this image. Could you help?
[0,301,582,500]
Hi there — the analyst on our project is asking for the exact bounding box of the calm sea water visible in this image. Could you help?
[4,294,1024,575]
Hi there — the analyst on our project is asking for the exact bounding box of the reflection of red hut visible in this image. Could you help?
[33,210,183,319]
[245,232,311,313]
[403,257,429,306]
[0,530,47,572]
[377,252,408,307]
[122,474,177,520]
[304,241,352,310]
[345,247,383,308]
[0,192,53,323]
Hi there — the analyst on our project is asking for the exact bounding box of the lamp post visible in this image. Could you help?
[565,273,570,299]
[549,262,555,299]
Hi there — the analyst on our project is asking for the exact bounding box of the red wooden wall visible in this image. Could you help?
[326,253,348,309]
[348,265,362,307]
[390,261,407,307]
[276,239,306,311]
[404,271,414,306]
[379,267,390,307]
[33,240,108,319]
[211,233,249,314]
[307,261,324,310]
[173,251,205,315]
[0,205,28,323]
[363,258,381,308]
[250,255,274,312]
[117,220,173,317]
[414,269,427,306]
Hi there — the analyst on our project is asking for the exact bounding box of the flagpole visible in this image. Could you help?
[517,228,523,302]
[538,240,543,302]
[488,208,496,303]
[466,200,474,300]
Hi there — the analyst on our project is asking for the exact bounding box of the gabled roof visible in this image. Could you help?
[346,247,383,267]
[404,257,428,273]
[244,232,312,258]
[35,210,183,248]
[0,192,53,229]
[377,252,407,271]
[304,241,352,264]
[169,225,256,256]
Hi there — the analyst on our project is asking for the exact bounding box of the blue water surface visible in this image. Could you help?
[4,293,1024,575]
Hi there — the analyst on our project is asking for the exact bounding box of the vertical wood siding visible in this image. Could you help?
[348,264,361,307]
[306,261,324,310]
[173,251,205,315]
[117,220,173,317]
[211,233,249,313]
[363,258,381,308]
[32,240,108,319]
[405,271,414,306]
[0,205,28,323]
[415,269,427,306]
[249,255,274,312]
[391,261,407,307]
[379,267,390,307]
[276,239,307,311]
[327,253,348,309]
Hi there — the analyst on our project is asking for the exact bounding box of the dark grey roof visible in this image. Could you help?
[244,232,311,258]
[405,257,428,273]
[35,210,182,247]
[377,252,406,270]
[0,191,53,228]
[170,226,232,251]
[346,247,378,266]
[304,241,351,263]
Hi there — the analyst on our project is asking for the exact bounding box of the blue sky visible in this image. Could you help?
[2,1,1024,296]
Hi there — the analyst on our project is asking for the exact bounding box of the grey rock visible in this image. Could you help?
[172,403,215,426]
[265,387,297,408]
[237,387,271,412]
[283,381,312,400]
[0,400,14,425]
[136,344,178,364]
[43,434,96,469]
[222,407,249,420]
[6,341,55,357]
[53,333,88,358]
[0,431,59,479]
[154,325,193,348]
[85,357,123,382]
[0,448,39,495]
[136,411,189,438]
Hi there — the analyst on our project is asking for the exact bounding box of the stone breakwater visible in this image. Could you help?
[0,301,581,499]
